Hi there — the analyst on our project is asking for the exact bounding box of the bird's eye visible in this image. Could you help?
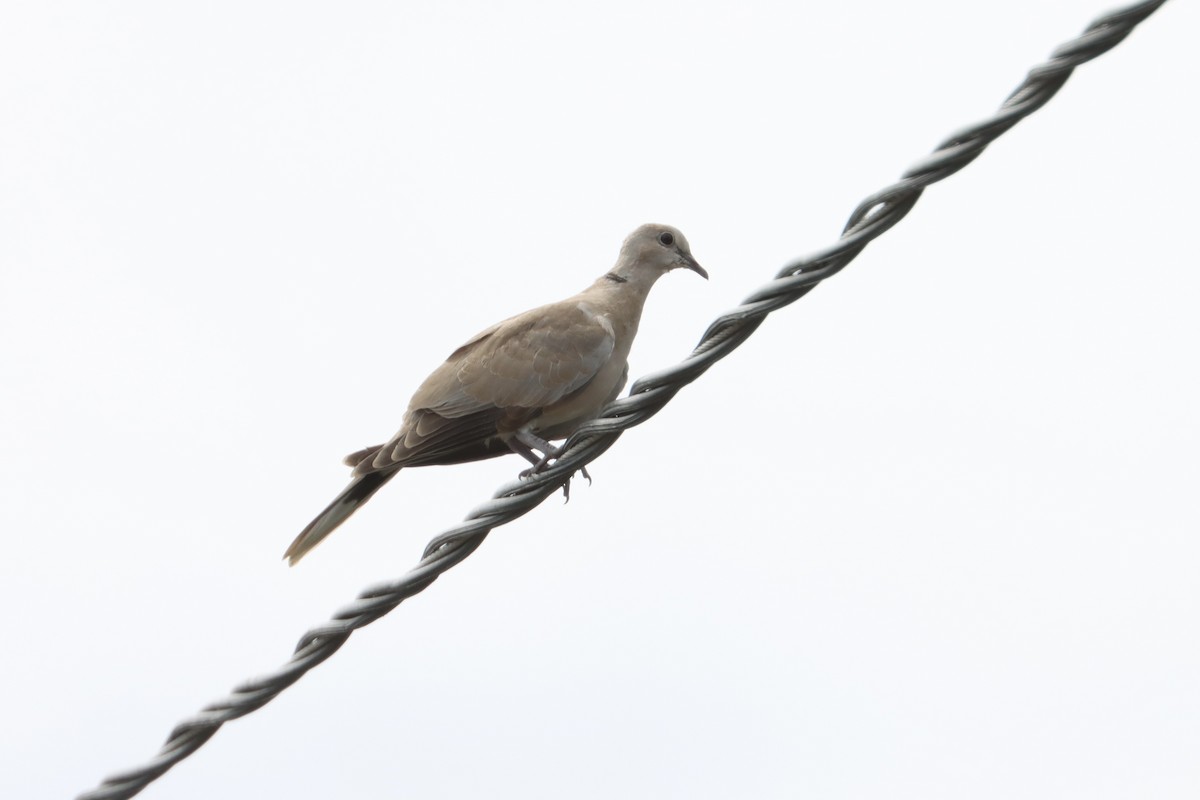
[657,231,675,247]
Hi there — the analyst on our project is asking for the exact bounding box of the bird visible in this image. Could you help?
[284,223,707,565]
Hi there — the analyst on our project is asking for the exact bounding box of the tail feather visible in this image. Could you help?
[284,470,398,566]
[343,444,382,469]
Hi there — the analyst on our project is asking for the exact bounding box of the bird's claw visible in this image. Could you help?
[560,465,592,503]
[518,457,592,502]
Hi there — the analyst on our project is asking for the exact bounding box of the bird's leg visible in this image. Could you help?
[512,431,562,475]
[507,436,545,472]
[509,431,592,499]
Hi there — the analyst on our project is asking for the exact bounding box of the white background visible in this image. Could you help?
[2,1,1197,798]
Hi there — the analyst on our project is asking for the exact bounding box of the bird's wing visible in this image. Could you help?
[359,300,616,471]
[431,301,617,413]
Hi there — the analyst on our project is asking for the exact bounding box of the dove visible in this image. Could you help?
[285,223,706,564]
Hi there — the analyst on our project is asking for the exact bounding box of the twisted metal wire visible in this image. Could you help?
[77,2,1170,797]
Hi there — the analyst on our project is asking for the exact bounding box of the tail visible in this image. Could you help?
[284,469,398,566]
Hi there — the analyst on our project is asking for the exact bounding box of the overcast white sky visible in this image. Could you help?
[2,1,1197,798]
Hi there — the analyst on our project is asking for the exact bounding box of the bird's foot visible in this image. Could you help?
[513,431,562,477]
[517,453,557,479]
[527,448,560,475]
[509,432,591,500]
[559,465,592,503]
[517,459,590,486]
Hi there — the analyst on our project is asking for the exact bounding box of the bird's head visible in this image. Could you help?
[616,223,708,280]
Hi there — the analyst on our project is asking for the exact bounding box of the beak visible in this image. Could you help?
[677,250,709,280]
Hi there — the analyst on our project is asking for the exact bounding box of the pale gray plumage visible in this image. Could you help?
[284,223,707,565]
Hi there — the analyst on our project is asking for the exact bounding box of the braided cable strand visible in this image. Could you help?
[77,2,1170,798]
